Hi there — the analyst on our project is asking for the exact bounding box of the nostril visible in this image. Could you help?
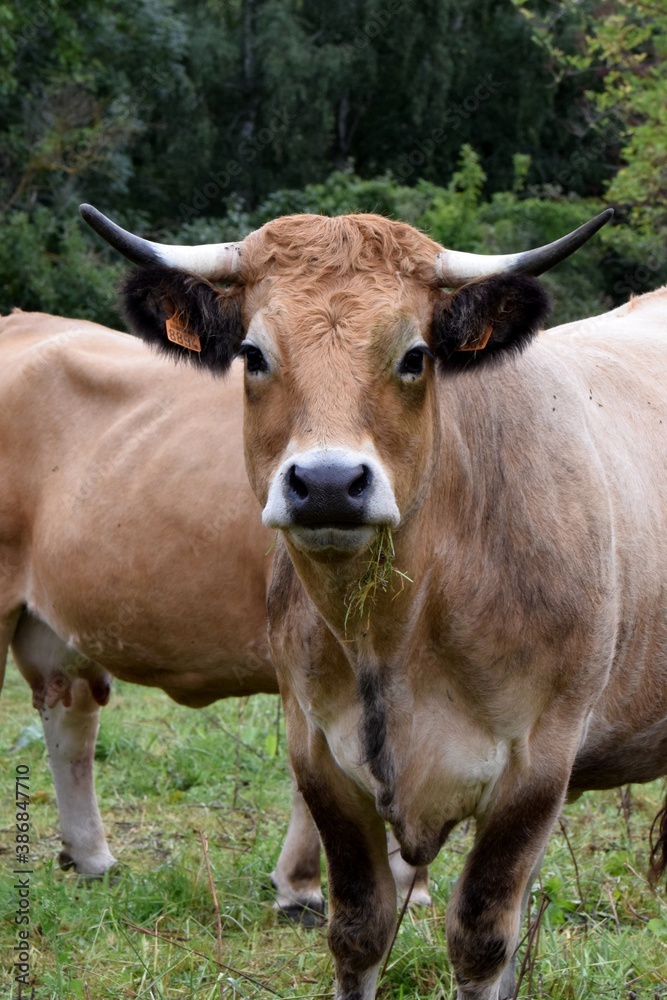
[349,465,371,498]
[288,465,309,501]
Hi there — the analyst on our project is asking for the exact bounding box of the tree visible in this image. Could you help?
[586,2,667,234]
[513,0,667,231]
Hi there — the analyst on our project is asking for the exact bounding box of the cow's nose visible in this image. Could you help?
[287,463,372,524]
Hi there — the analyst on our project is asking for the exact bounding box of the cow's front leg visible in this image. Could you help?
[496,846,546,1000]
[271,778,325,925]
[447,775,565,1000]
[295,733,397,1000]
[271,784,429,925]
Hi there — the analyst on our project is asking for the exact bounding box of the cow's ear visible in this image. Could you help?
[121,265,244,374]
[431,274,550,370]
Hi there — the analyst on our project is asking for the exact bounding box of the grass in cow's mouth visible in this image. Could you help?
[344,526,413,634]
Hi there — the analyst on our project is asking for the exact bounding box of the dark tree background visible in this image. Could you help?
[0,0,664,324]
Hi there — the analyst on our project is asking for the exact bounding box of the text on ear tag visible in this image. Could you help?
[166,313,201,352]
[459,323,493,352]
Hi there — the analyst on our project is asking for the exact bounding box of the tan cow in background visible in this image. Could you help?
[82,204,667,1000]
[0,311,429,920]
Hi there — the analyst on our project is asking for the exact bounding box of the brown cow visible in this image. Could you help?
[83,205,667,1000]
[0,311,430,918]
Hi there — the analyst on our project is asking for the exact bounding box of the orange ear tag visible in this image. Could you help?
[459,323,493,352]
[166,312,201,352]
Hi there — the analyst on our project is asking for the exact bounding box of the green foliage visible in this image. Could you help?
[1,0,665,326]
[515,0,667,236]
[0,0,648,220]
[0,0,187,213]
[0,207,124,325]
[589,3,667,235]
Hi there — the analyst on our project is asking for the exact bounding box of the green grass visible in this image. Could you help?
[1,657,666,999]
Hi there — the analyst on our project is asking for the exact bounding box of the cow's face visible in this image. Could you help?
[121,215,549,559]
[239,272,444,557]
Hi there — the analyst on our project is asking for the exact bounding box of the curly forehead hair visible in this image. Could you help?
[241,214,443,287]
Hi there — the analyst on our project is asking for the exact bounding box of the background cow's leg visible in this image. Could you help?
[293,731,397,1000]
[271,778,325,925]
[40,678,117,875]
[12,612,116,876]
[387,828,431,907]
[446,774,566,1000]
[0,610,21,694]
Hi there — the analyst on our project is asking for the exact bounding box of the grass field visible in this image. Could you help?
[1,656,666,1000]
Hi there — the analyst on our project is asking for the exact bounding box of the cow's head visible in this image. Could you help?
[81,206,612,560]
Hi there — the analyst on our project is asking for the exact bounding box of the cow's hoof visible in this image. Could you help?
[404,886,433,908]
[277,899,326,928]
[58,849,119,879]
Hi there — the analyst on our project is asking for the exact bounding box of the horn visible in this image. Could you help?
[435,208,613,287]
[79,204,243,281]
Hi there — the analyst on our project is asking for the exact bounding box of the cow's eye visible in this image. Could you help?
[238,341,269,374]
[398,345,431,378]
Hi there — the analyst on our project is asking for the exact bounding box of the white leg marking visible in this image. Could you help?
[40,678,117,876]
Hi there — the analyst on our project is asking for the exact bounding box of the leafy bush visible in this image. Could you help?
[0,206,124,327]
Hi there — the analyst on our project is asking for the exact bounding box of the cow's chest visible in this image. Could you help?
[270,559,522,865]
[299,662,512,866]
